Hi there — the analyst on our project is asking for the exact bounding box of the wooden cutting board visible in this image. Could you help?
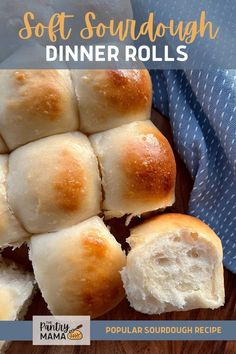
[3,110,236,354]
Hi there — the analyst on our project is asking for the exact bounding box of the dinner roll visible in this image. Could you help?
[0,155,29,248]
[0,257,34,353]
[71,66,152,133]
[0,135,8,154]
[8,132,101,234]
[121,213,225,314]
[0,70,79,150]
[90,121,176,219]
[29,216,126,318]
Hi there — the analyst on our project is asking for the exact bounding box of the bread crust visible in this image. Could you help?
[129,213,223,257]
[30,217,126,318]
[93,70,152,115]
[8,133,101,233]
[90,121,176,218]
[121,123,176,203]
[8,71,63,122]
[0,70,79,150]
[72,67,152,133]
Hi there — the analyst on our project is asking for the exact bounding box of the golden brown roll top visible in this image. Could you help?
[90,121,176,219]
[128,213,223,252]
[0,70,79,150]
[7,132,101,234]
[0,67,151,145]
[29,216,126,318]
[71,66,152,133]
[0,155,29,248]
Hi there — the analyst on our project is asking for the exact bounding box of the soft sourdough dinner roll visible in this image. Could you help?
[90,121,176,219]
[7,132,101,233]
[29,216,126,318]
[0,70,79,150]
[0,155,29,248]
[0,257,34,353]
[71,65,152,133]
[121,213,225,314]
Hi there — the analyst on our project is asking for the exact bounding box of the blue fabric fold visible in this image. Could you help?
[151,69,236,273]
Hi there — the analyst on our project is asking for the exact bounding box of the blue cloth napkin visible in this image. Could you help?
[150,69,236,273]
[130,0,236,272]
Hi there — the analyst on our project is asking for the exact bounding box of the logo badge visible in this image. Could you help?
[33,316,90,345]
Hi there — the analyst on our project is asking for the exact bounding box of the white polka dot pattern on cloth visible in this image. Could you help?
[151,70,236,273]
[131,0,235,70]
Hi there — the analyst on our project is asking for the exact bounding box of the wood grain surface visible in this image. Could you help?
[3,110,236,354]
